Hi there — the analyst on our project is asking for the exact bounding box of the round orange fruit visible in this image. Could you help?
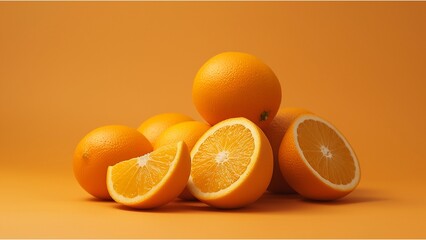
[188,117,273,208]
[154,120,211,200]
[263,108,311,193]
[279,114,361,200]
[73,125,152,199]
[137,113,193,146]
[154,121,211,151]
[192,52,282,129]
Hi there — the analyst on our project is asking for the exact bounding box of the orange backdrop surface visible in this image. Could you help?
[1,2,426,238]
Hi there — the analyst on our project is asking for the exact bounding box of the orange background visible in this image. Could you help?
[1,2,426,238]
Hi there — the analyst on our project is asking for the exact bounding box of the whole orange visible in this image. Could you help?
[154,120,211,200]
[192,52,282,129]
[154,121,211,151]
[263,108,311,193]
[73,125,152,199]
[137,113,193,146]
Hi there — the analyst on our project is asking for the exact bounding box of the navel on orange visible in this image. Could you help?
[279,114,361,200]
[188,117,273,209]
[107,141,191,209]
[192,52,282,129]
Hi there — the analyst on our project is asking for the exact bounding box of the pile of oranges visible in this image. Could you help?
[73,52,360,209]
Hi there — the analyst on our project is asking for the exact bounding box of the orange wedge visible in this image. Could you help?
[188,117,273,209]
[279,114,361,200]
[107,141,190,209]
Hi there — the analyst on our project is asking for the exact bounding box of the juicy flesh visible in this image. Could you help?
[110,144,176,198]
[191,124,254,193]
[297,120,355,185]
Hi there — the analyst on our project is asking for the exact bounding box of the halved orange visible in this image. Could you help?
[107,141,190,209]
[188,117,273,209]
[263,107,311,194]
[279,114,361,200]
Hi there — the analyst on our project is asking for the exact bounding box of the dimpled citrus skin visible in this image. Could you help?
[154,121,211,151]
[137,113,193,145]
[263,108,311,193]
[192,52,282,129]
[73,125,152,199]
[154,121,210,200]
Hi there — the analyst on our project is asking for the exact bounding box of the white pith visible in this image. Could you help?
[137,154,150,167]
[215,151,230,164]
[320,145,333,159]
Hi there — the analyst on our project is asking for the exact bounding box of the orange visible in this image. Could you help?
[188,117,273,208]
[192,52,282,129]
[279,114,361,200]
[73,125,152,199]
[137,113,193,145]
[107,141,191,209]
[154,121,211,151]
[154,120,211,200]
[263,107,311,193]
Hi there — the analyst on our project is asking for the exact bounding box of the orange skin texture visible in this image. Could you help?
[154,121,211,200]
[279,115,355,200]
[263,108,311,194]
[73,125,152,200]
[192,52,282,129]
[154,121,211,151]
[137,113,193,145]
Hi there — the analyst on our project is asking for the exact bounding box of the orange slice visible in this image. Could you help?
[107,141,190,209]
[279,114,361,200]
[188,117,273,209]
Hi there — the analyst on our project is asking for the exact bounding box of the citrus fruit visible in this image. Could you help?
[279,114,361,200]
[263,107,311,193]
[154,120,211,200]
[137,113,193,145]
[192,52,282,129]
[73,125,152,199]
[154,121,210,151]
[107,141,191,209]
[188,117,273,208]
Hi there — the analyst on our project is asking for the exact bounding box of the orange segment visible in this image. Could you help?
[188,117,273,209]
[107,141,190,209]
[279,114,360,200]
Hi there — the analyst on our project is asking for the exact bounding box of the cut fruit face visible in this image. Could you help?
[107,141,190,209]
[188,117,273,209]
[279,114,360,200]
[191,124,254,193]
[297,118,357,187]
